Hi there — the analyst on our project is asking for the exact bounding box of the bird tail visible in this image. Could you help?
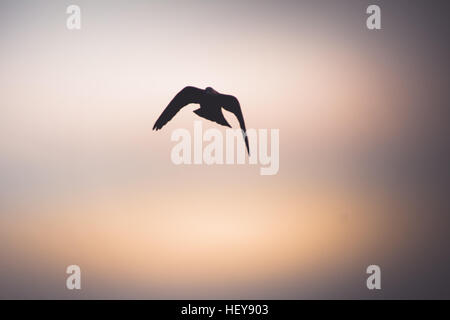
[194,108,231,127]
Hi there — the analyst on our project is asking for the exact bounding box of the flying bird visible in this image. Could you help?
[153,86,250,154]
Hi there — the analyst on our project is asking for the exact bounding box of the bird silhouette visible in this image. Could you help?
[153,86,250,154]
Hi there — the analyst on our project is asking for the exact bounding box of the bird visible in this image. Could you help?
[153,86,250,154]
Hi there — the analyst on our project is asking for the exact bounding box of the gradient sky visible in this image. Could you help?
[1,0,449,299]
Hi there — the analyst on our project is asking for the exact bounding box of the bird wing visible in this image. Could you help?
[220,94,250,155]
[153,86,205,130]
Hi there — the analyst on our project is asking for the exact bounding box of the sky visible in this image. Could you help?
[0,0,449,298]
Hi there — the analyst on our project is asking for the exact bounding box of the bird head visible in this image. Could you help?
[205,87,219,95]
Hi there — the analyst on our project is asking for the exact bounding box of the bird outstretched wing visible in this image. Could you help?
[153,86,205,130]
[220,94,250,155]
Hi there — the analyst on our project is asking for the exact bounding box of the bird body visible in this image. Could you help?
[153,86,250,154]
